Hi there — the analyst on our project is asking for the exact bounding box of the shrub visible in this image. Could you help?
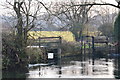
[26,48,42,64]
[2,32,29,72]
[61,41,81,56]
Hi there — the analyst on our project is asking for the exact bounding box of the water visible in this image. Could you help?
[27,58,117,78]
[2,53,120,79]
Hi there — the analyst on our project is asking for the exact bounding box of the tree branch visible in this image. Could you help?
[71,3,120,9]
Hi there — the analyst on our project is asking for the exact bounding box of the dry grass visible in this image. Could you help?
[28,31,75,42]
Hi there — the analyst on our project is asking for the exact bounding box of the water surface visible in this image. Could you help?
[27,58,116,78]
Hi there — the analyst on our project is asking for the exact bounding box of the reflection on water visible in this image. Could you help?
[114,57,120,79]
[27,58,115,78]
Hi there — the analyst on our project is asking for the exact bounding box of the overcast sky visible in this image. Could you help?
[0,0,118,16]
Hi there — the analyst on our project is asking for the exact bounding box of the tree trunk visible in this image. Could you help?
[114,11,120,54]
[13,2,28,73]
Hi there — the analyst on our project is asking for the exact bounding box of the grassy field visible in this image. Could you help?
[28,31,75,42]
[28,31,100,42]
[82,31,100,37]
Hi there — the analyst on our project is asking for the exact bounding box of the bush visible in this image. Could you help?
[2,32,16,70]
[26,48,42,64]
[61,41,81,56]
[2,32,29,73]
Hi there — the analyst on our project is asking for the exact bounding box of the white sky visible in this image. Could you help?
[39,0,117,4]
[0,0,118,16]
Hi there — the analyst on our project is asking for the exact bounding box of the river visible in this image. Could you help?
[26,57,120,79]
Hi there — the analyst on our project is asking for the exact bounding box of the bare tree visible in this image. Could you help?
[42,1,93,41]
[2,0,44,71]
[88,5,118,36]
[13,0,42,48]
[93,5,117,25]
[2,0,46,47]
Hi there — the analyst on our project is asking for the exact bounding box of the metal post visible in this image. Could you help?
[84,42,86,61]
[58,36,62,75]
[92,36,95,53]
[81,36,83,61]
[81,36,83,54]
[39,37,40,48]
[92,36,95,65]
[88,43,91,63]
